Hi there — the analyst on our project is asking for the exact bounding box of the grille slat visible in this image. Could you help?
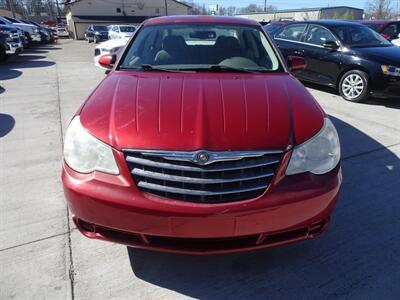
[138,181,268,196]
[126,156,280,173]
[132,168,275,184]
[124,150,282,204]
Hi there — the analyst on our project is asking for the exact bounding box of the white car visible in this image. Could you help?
[392,34,400,46]
[0,16,41,43]
[94,37,129,69]
[108,24,136,39]
[57,26,69,38]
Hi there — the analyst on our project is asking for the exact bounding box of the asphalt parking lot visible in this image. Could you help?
[1,39,400,300]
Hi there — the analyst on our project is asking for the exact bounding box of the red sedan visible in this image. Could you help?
[62,16,342,254]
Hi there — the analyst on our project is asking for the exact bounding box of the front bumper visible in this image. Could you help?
[95,34,109,41]
[6,41,23,55]
[62,150,342,254]
[31,33,41,42]
[371,74,400,98]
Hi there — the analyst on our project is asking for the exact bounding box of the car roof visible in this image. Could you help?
[357,20,399,24]
[284,20,365,27]
[268,21,289,25]
[143,15,260,27]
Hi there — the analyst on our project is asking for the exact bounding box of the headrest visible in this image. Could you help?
[163,35,187,52]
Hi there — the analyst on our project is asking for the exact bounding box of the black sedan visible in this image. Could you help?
[274,20,400,102]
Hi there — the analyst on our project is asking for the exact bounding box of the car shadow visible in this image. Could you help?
[0,114,15,137]
[0,86,5,94]
[13,55,46,61]
[0,68,22,80]
[23,49,48,54]
[303,81,338,95]
[32,46,62,51]
[0,51,55,81]
[127,116,400,299]
[303,81,400,109]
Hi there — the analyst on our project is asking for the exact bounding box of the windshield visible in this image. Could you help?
[264,23,283,34]
[120,26,135,32]
[365,23,384,32]
[120,23,281,72]
[4,16,19,23]
[332,25,392,47]
[93,26,108,31]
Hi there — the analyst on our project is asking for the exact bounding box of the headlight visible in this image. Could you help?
[381,65,400,77]
[33,28,39,33]
[95,31,100,35]
[63,117,119,175]
[286,118,340,175]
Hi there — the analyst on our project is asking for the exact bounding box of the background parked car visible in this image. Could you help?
[93,37,128,69]
[0,24,23,49]
[0,27,23,61]
[274,20,400,102]
[356,20,400,41]
[392,34,400,46]
[264,21,290,36]
[0,24,23,56]
[108,24,136,39]
[25,20,57,43]
[56,25,69,38]
[0,16,41,46]
[85,25,109,43]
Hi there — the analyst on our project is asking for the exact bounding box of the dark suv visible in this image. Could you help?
[274,20,400,102]
[85,25,109,43]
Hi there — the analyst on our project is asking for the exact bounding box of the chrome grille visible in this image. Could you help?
[124,150,282,203]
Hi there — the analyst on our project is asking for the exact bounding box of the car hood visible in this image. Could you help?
[79,72,324,151]
[352,46,400,65]
[96,37,129,50]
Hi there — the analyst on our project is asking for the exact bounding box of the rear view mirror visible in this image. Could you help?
[287,55,306,72]
[98,54,116,69]
[323,41,339,50]
[189,31,216,39]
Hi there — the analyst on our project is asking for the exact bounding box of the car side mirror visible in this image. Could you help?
[323,41,339,50]
[98,54,116,70]
[287,55,306,72]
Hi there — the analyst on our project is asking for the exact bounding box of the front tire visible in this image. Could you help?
[24,32,32,48]
[0,48,7,62]
[339,70,369,103]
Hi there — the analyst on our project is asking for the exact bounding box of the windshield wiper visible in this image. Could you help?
[119,65,191,72]
[140,64,192,73]
[189,65,270,73]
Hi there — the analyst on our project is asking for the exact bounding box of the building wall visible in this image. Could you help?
[320,7,363,20]
[236,10,320,22]
[69,0,189,17]
[66,0,190,39]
